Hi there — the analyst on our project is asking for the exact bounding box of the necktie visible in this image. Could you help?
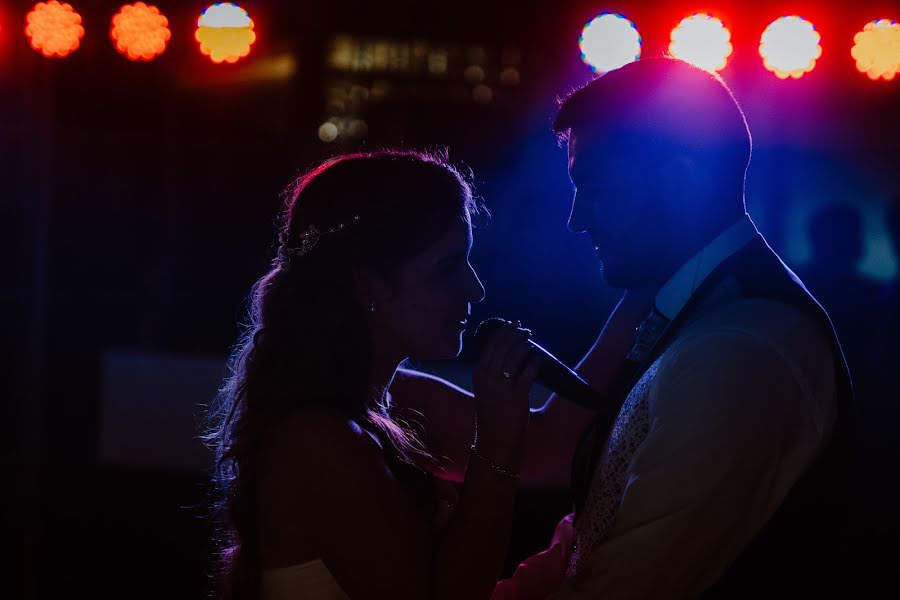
[571,307,672,517]
[568,308,673,573]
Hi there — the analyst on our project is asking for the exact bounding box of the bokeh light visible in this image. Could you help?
[195,3,256,64]
[579,13,641,73]
[318,122,338,143]
[759,16,822,79]
[500,67,521,86]
[25,1,84,58]
[111,3,171,62]
[851,19,900,81]
[668,13,733,72]
[464,64,486,84]
[472,84,493,103]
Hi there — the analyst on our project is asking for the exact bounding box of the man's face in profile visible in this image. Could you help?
[567,128,664,290]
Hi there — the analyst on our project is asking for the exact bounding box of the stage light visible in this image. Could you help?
[759,16,822,79]
[851,19,900,81]
[668,14,733,72]
[25,1,84,58]
[579,13,641,73]
[111,3,170,62]
[195,3,256,64]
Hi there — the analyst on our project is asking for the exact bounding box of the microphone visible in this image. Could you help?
[471,318,607,410]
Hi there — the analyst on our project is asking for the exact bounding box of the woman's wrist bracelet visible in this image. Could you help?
[468,444,520,481]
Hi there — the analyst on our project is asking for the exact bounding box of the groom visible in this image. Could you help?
[391,57,853,598]
[494,57,853,598]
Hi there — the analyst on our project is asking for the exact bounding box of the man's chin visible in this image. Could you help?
[601,262,651,290]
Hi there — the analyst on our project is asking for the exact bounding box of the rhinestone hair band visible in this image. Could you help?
[284,215,361,259]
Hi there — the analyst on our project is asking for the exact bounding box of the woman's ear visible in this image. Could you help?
[352,267,393,311]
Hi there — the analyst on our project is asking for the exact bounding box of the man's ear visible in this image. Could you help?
[659,153,696,200]
[352,267,393,311]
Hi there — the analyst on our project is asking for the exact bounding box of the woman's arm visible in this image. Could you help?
[391,287,657,488]
[258,411,524,599]
[257,324,538,600]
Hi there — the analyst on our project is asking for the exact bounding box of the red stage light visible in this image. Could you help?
[759,16,822,79]
[669,13,733,73]
[111,3,171,62]
[25,1,84,58]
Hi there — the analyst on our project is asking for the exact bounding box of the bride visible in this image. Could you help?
[205,149,541,599]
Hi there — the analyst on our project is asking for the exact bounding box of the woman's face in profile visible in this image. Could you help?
[374,216,485,361]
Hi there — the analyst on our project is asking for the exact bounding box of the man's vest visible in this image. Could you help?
[570,235,854,595]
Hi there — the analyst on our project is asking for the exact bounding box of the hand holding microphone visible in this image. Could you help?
[472,318,607,411]
[470,320,539,473]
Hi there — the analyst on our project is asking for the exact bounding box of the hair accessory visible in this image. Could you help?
[285,215,360,259]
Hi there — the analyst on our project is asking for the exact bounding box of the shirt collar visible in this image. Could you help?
[655,214,759,320]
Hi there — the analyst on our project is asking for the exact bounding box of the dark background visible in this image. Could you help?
[4,1,899,597]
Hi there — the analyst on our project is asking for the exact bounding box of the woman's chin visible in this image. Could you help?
[413,338,463,362]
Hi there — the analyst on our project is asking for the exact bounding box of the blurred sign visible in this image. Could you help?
[98,349,224,470]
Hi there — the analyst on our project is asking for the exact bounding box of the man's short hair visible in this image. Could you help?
[554,57,751,171]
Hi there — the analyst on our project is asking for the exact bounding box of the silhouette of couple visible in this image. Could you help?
[205,58,854,599]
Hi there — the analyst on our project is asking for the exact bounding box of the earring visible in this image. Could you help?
[369,299,376,313]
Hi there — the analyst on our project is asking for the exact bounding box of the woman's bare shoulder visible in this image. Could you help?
[255,408,394,564]
[259,407,382,477]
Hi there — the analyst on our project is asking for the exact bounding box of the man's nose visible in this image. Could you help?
[567,194,589,233]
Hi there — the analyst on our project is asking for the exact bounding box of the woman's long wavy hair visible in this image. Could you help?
[202,149,482,599]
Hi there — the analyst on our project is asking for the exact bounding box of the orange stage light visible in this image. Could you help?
[851,19,900,81]
[195,3,256,64]
[25,1,84,58]
[111,3,171,62]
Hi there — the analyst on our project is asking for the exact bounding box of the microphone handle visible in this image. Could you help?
[529,340,608,410]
